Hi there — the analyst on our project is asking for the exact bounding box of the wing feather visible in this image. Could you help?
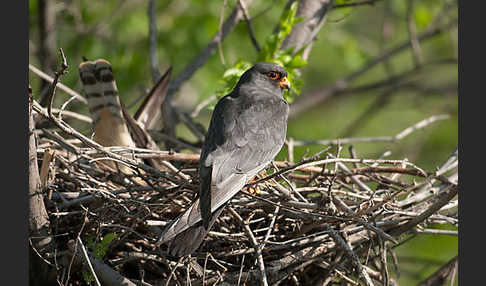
[158,87,289,246]
[200,89,289,226]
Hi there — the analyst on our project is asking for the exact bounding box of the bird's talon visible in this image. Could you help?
[247,185,261,195]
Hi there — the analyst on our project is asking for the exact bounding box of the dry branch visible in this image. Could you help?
[281,0,334,60]
[29,64,87,104]
[29,87,56,286]
[147,0,161,83]
[290,19,458,118]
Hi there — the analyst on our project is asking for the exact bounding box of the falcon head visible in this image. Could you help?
[236,62,291,96]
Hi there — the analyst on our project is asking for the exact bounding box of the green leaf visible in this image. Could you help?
[214,0,307,107]
[414,4,433,29]
[93,233,118,259]
[82,271,95,284]
[288,55,307,68]
[86,235,95,251]
[222,67,244,78]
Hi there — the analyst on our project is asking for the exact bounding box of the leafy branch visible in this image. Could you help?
[213,2,308,106]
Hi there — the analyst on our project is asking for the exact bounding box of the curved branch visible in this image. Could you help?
[281,0,334,60]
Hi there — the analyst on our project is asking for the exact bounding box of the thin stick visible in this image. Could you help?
[228,207,269,286]
[148,0,161,83]
[217,0,228,67]
[47,48,69,119]
[77,236,102,286]
[291,114,450,146]
[259,203,280,250]
[166,0,255,97]
[237,0,261,52]
[332,0,384,9]
[407,0,423,67]
[165,257,184,286]
[190,94,217,118]
[29,64,87,104]
[237,254,246,286]
[391,184,458,236]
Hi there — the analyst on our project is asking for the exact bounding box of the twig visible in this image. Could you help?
[289,19,457,118]
[332,0,384,9]
[237,254,246,286]
[47,48,69,119]
[217,0,228,67]
[237,0,261,52]
[148,0,161,83]
[77,236,102,286]
[39,147,56,192]
[325,224,374,286]
[165,257,184,286]
[29,64,87,104]
[407,0,423,67]
[48,107,93,123]
[228,207,269,286]
[391,184,458,236]
[190,94,217,118]
[396,114,450,139]
[412,228,458,236]
[259,203,280,250]
[166,0,255,97]
[289,114,450,146]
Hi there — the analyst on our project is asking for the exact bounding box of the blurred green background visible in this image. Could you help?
[29,0,458,284]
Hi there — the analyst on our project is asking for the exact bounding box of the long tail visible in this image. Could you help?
[161,206,225,257]
[78,59,136,174]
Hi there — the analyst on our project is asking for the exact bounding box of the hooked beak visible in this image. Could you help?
[279,76,291,91]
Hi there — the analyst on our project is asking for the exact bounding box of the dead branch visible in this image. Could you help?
[332,0,384,9]
[29,64,87,104]
[290,19,458,118]
[147,0,161,83]
[28,86,56,286]
[281,0,334,60]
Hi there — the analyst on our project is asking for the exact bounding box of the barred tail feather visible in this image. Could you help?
[79,59,136,173]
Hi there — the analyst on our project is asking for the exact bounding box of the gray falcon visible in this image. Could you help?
[156,62,291,257]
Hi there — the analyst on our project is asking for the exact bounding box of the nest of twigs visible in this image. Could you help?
[30,98,458,285]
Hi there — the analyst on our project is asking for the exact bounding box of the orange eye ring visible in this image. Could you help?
[267,71,280,80]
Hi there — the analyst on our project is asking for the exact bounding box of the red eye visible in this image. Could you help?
[267,71,280,80]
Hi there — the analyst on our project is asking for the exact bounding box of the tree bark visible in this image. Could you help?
[29,88,56,286]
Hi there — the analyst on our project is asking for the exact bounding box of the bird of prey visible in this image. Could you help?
[156,62,291,257]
